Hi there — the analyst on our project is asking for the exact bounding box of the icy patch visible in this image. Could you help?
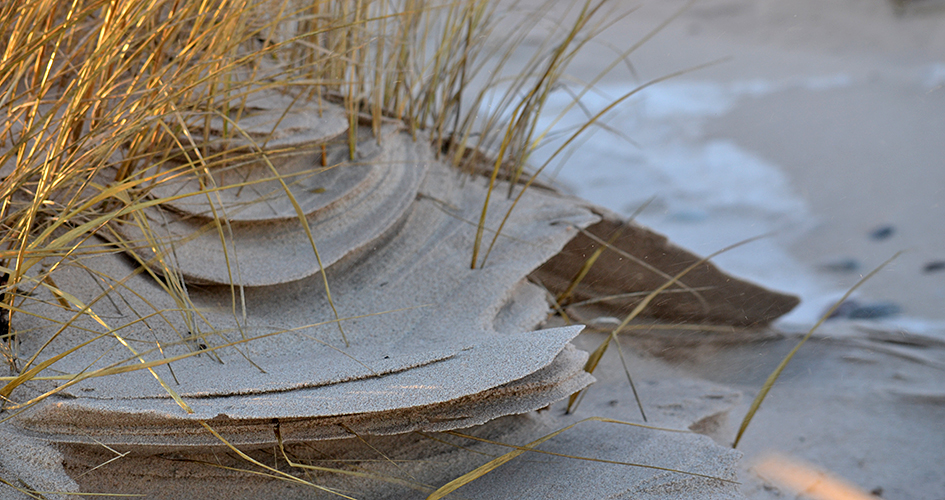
[644,139,805,216]
[920,62,945,90]
[640,81,736,119]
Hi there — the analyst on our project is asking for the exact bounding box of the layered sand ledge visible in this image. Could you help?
[0,92,802,499]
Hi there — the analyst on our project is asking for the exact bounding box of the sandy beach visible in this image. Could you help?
[2,0,944,498]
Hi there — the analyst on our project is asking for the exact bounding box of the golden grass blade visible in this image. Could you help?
[567,233,770,413]
[504,0,610,190]
[572,333,610,398]
[0,472,143,498]
[556,228,620,304]
[732,251,903,448]
[556,197,652,304]
[154,115,248,329]
[612,335,646,421]
[428,416,723,499]
[445,426,735,483]
[622,323,739,333]
[532,0,696,143]
[0,306,425,415]
[45,282,195,412]
[208,110,349,346]
[76,437,131,478]
[37,274,72,311]
[338,423,425,486]
[275,424,436,493]
[0,475,46,500]
[414,430,497,459]
[0,2,752,495]
[0,324,113,400]
[197,421,356,499]
[567,286,716,309]
[470,0,605,269]
[426,421,565,499]
[609,230,768,333]
[0,265,191,414]
[478,59,728,268]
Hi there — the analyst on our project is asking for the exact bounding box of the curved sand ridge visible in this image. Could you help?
[196,88,349,152]
[13,121,603,449]
[122,124,427,286]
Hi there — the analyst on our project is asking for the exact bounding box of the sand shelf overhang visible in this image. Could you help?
[10,123,607,450]
[121,126,427,286]
[1,100,801,500]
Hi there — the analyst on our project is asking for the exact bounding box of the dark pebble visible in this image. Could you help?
[848,302,901,319]
[819,257,861,273]
[869,225,895,241]
[827,300,861,320]
[826,300,902,320]
[923,261,945,273]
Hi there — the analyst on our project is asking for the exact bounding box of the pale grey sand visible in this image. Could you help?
[0,428,79,500]
[2,121,761,499]
[120,126,428,285]
[47,354,746,499]
[16,341,595,449]
[198,88,349,152]
[11,130,600,429]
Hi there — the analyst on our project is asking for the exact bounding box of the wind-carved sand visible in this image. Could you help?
[4,92,798,499]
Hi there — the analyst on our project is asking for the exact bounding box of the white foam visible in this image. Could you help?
[524,76,862,330]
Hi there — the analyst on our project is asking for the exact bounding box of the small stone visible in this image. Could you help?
[869,225,895,241]
[826,300,901,320]
[848,302,901,320]
[819,257,861,273]
[922,260,945,274]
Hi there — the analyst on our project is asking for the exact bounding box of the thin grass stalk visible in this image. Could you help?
[0,0,714,493]
[731,252,904,448]
[478,59,725,268]
[566,232,772,413]
[428,417,731,499]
